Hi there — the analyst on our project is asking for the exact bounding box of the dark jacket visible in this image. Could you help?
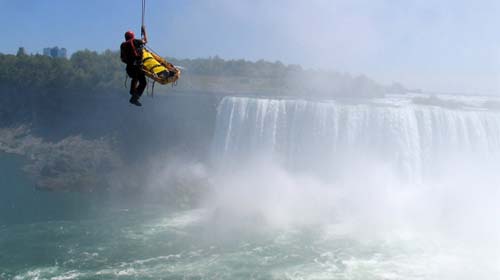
[120,39,145,66]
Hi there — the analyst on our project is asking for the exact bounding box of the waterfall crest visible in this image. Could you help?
[213,96,500,182]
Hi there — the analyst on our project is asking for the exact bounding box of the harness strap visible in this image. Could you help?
[128,39,139,58]
[151,65,163,71]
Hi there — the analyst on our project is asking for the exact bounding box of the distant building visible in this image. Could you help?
[43,46,67,58]
[16,47,28,57]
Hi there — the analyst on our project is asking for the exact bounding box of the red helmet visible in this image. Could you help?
[124,30,135,40]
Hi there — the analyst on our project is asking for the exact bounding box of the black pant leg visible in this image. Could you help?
[136,72,147,97]
[130,78,138,96]
[127,65,145,97]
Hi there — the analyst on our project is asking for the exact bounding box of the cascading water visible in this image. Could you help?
[5,95,500,279]
[213,96,500,183]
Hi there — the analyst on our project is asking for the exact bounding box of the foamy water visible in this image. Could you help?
[3,206,500,280]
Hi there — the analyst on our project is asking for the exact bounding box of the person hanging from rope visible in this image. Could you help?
[120,25,148,106]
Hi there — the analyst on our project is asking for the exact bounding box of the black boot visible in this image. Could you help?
[129,95,142,107]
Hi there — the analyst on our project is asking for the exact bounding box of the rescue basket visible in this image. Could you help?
[141,48,181,85]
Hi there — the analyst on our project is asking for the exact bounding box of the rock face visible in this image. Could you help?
[0,126,121,192]
[0,92,220,192]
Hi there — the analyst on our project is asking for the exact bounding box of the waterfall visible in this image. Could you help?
[213,96,500,183]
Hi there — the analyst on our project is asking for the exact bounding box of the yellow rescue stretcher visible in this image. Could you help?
[141,48,181,85]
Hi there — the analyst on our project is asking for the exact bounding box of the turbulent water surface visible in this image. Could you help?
[3,207,500,280]
[2,94,500,279]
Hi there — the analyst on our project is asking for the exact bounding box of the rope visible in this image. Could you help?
[143,76,154,98]
[141,0,146,37]
[141,0,150,97]
[138,0,175,96]
[145,45,161,57]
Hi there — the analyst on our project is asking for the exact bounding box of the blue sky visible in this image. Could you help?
[2,0,500,93]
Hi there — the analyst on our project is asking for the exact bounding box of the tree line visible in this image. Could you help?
[0,49,406,98]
